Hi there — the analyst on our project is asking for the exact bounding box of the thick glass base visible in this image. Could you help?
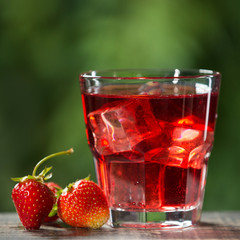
[109,208,200,229]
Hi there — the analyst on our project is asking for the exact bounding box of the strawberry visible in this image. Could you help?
[11,148,73,230]
[12,179,55,230]
[57,177,109,229]
[43,182,62,223]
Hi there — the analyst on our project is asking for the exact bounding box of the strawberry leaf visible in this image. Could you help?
[55,188,63,199]
[11,175,35,182]
[47,187,63,217]
[39,167,52,178]
[84,174,91,181]
[48,203,58,217]
[44,173,52,181]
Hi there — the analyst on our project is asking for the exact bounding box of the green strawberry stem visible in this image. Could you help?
[32,148,74,177]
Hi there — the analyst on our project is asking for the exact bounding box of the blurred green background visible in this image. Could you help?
[1,0,239,212]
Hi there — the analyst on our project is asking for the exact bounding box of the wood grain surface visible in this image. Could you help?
[0,212,240,239]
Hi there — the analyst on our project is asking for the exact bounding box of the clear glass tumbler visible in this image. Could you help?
[79,69,221,229]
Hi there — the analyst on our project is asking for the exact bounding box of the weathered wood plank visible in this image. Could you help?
[0,212,240,239]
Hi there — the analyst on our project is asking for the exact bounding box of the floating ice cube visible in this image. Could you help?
[188,144,212,169]
[168,146,188,167]
[134,123,172,154]
[171,115,214,168]
[144,145,188,167]
[88,100,161,156]
[171,127,203,153]
[173,128,200,142]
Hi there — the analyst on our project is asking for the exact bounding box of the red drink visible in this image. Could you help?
[81,86,219,212]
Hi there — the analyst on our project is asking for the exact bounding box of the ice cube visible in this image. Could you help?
[133,124,172,154]
[171,127,202,153]
[171,115,214,168]
[168,146,188,167]
[172,115,214,149]
[144,145,188,167]
[173,128,200,142]
[88,100,161,156]
[188,144,212,169]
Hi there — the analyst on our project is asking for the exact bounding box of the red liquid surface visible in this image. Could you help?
[82,89,218,211]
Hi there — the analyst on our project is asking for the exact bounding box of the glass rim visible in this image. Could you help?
[80,68,221,80]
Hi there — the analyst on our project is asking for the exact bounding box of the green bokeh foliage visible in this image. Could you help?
[0,0,239,211]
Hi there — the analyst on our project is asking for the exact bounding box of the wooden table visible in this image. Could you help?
[1,212,240,239]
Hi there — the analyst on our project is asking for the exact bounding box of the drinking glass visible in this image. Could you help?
[79,69,221,229]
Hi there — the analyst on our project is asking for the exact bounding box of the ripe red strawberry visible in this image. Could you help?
[57,177,109,229]
[12,179,55,230]
[45,182,62,195]
[43,182,62,223]
[11,148,73,230]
